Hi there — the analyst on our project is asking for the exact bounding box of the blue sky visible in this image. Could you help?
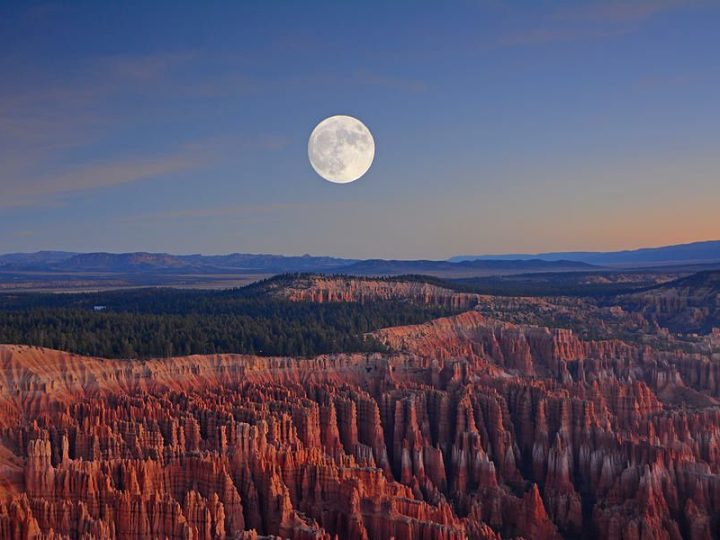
[1,1,719,258]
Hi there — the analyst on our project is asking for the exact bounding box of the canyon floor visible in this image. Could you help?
[1,274,720,539]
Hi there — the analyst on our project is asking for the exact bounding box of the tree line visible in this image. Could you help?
[0,284,457,359]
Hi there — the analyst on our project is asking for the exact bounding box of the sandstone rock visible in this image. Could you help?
[3,296,720,540]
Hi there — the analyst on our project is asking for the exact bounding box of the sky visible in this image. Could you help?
[1,0,719,259]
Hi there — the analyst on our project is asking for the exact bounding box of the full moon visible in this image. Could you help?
[308,115,375,183]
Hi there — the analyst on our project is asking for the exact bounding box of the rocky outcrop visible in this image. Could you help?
[618,271,720,334]
[269,275,483,309]
[3,293,720,540]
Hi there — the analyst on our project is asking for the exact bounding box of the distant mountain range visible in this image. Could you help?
[1,240,718,279]
[0,251,79,266]
[0,252,354,274]
[0,251,592,277]
[450,240,720,267]
[334,258,593,277]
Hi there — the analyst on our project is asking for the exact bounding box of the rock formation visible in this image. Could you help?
[2,277,720,538]
[268,275,483,309]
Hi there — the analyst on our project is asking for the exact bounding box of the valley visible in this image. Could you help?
[1,272,719,538]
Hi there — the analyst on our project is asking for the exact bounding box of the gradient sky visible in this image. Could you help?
[1,1,719,259]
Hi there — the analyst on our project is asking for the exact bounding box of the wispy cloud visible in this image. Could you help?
[103,51,198,81]
[0,134,285,209]
[118,201,360,223]
[553,0,691,24]
[1,149,204,209]
[10,230,36,239]
[498,27,620,46]
[354,70,428,93]
[183,69,428,99]
[0,45,290,211]
[0,50,198,109]
[632,68,719,89]
[0,49,201,170]
[497,0,698,47]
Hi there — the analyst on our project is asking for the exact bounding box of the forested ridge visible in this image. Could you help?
[0,278,458,359]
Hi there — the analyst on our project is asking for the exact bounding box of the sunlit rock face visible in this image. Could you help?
[2,279,720,539]
[269,274,484,308]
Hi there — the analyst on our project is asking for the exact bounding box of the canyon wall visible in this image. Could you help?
[1,304,720,538]
[269,275,484,309]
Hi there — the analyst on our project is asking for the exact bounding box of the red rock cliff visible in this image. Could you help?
[2,299,720,540]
